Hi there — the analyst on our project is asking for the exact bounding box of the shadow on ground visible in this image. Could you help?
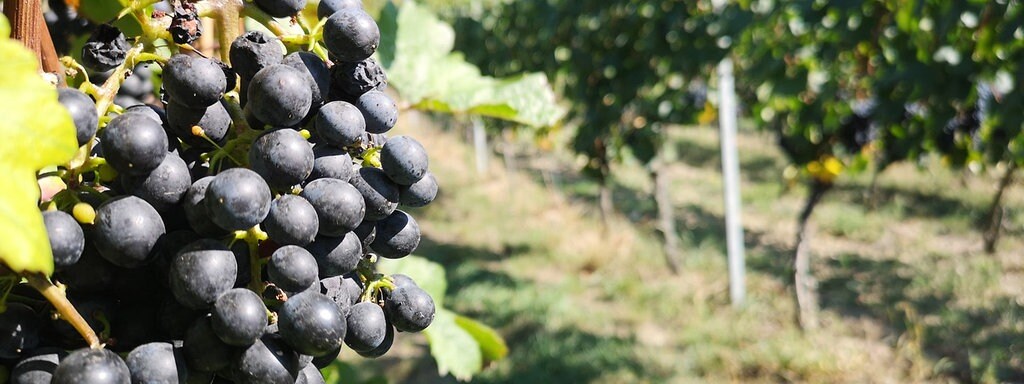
[817,253,1024,382]
[387,235,653,383]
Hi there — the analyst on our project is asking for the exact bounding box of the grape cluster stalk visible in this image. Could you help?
[4,0,441,382]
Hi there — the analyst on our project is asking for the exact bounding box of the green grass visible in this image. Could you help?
[341,114,1024,383]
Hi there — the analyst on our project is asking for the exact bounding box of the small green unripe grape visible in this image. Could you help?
[299,129,312,140]
[73,202,96,224]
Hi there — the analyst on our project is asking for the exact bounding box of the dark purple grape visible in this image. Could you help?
[248,128,314,189]
[51,348,130,384]
[371,210,420,259]
[168,239,237,309]
[355,90,397,134]
[0,303,40,359]
[380,135,428,185]
[301,178,365,236]
[254,0,306,18]
[277,292,346,356]
[317,0,362,19]
[211,288,268,346]
[306,232,362,278]
[323,9,379,63]
[93,196,167,268]
[315,101,365,148]
[385,286,434,332]
[230,30,284,81]
[163,54,227,109]
[248,65,313,127]
[100,112,168,176]
[205,168,272,231]
[344,301,386,352]
[42,210,85,269]
[126,342,188,384]
[57,88,98,146]
[264,194,320,246]
[399,172,438,207]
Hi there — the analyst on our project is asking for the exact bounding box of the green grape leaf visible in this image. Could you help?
[0,18,79,276]
[379,1,565,128]
[376,255,447,308]
[423,309,483,381]
[454,314,509,365]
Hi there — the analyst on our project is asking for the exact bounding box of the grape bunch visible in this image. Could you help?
[9,1,441,383]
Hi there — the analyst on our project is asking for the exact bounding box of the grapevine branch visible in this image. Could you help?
[4,0,64,82]
[24,273,101,348]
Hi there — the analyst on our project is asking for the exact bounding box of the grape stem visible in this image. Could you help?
[241,226,269,293]
[23,273,101,348]
[215,0,243,63]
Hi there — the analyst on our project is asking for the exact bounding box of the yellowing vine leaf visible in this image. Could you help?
[0,15,79,275]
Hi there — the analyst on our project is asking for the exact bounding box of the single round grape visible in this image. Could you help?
[399,172,438,207]
[254,0,306,18]
[349,167,399,221]
[323,8,379,63]
[57,88,98,146]
[301,178,365,236]
[306,232,362,278]
[277,292,347,356]
[264,195,320,246]
[249,128,314,189]
[308,145,355,183]
[355,90,397,134]
[344,302,387,352]
[211,288,268,346]
[356,321,393,358]
[205,168,272,231]
[168,239,237,309]
[163,54,227,109]
[315,101,365,148]
[268,245,320,293]
[371,210,420,259]
[100,112,168,176]
[229,30,284,81]
[385,286,435,332]
[93,196,166,268]
[166,100,231,148]
[122,153,191,212]
[183,317,234,373]
[283,51,331,108]
[125,342,188,384]
[51,348,130,384]
[182,177,228,236]
[42,210,85,269]
[11,348,65,384]
[380,135,429,185]
[0,303,40,359]
[248,65,313,127]
[317,0,362,19]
